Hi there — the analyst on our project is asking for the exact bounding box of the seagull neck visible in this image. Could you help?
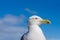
[28,25,41,32]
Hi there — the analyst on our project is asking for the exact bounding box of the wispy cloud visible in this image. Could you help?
[25,8,38,14]
[0,14,27,40]
[0,26,27,40]
[0,14,26,25]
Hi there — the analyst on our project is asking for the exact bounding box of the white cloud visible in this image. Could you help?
[0,14,26,25]
[0,26,27,40]
[0,14,27,40]
[0,19,3,24]
[3,14,18,24]
[25,8,38,14]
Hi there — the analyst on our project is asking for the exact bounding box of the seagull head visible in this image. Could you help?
[28,15,51,26]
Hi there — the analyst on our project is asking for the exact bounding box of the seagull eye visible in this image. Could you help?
[35,18,38,19]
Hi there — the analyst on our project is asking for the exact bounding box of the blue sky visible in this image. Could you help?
[0,0,60,40]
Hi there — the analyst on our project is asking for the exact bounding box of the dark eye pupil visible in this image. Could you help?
[35,18,38,19]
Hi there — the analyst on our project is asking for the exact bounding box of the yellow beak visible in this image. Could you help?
[41,20,51,24]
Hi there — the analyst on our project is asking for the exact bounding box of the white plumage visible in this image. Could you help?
[21,15,50,40]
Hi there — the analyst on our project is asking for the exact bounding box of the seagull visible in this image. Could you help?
[21,15,51,40]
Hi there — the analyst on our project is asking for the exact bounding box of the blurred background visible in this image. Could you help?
[0,0,60,40]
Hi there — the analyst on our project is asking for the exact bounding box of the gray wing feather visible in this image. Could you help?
[21,32,28,40]
[21,35,24,40]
